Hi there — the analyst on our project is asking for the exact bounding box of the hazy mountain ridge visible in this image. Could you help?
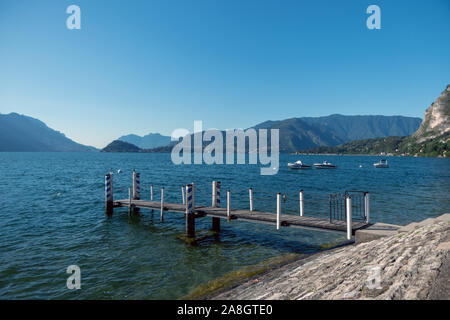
[118,133,171,149]
[0,113,97,152]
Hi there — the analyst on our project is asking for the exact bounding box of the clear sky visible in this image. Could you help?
[0,0,449,148]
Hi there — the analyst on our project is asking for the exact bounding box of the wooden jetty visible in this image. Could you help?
[105,170,370,240]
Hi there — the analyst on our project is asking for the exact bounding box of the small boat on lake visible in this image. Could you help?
[374,159,389,168]
[313,161,337,169]
[288,160,312,169]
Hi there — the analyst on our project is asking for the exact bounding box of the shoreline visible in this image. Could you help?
[184,241,353,300]
[204,215,449,300]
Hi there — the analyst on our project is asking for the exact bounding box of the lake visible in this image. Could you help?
[0,152,448,299]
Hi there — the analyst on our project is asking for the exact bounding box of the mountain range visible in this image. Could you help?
[103,115,422,153]
[0,113,97,152]
[252,115,421,152]
[304,85,450,157]
[0,111,424,153]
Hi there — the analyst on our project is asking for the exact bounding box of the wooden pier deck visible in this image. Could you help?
[105,172,371,240]
[114,199,368,234]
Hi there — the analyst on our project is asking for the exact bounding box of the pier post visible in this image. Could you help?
[276,193,281,230]
[192,182,195,210]
[128,187,132,216]
[160,188,165,222]
[299,189,304,216]
[212,181,221,232]
[110,171,114,204]
[364,192,370,223]
[249,188,253,212]
[132,170,140,214]
[227,190,231,222]
[186,184,195,238]
[212,181,216,207]
[182,186,185,205]
[346,195,352,240]
[132,170,140,200]
[150,184,154,213]
[105,173,113,215]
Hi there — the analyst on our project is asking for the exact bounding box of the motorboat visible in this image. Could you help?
[288,160,312,169]
[374,159,389,168]
[313,161,337,169]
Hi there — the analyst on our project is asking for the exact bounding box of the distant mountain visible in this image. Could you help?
[302,85,450,158]
[101,140,141,152]
[0,113,97,152]
[253,118,345,152]
[299,114,422,141]
[252,115,421,152]
[118,133,171,149]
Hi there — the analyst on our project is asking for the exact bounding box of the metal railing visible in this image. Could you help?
[329,191,370,223]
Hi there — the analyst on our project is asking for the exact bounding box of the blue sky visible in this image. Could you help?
[0,0,449,148]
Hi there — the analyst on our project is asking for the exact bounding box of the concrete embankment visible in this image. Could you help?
[211,214,450,300]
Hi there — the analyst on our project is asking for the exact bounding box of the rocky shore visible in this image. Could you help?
[211,214,449,300]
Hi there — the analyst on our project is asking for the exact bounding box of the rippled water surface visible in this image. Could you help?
[0,152,449,299]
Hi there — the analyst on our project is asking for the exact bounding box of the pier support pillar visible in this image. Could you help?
[128,187,133,217]
[160,187,165,222]
[105,173,113,216]
[186,184,195,238]
[132,170,140,214]
[211,181,221,232]
[212,217,220,232]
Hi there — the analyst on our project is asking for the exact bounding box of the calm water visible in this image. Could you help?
[0,152,449,299]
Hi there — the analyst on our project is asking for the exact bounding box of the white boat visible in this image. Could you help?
[313,161,337,169]
[288,160,312,169]
[374,159,389,168]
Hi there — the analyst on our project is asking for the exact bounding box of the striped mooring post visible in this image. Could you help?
[105,173,114,215]
[191,182,196,209]
[186,184,195,238]
[211,181,221,232]
[132,169,140,214]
